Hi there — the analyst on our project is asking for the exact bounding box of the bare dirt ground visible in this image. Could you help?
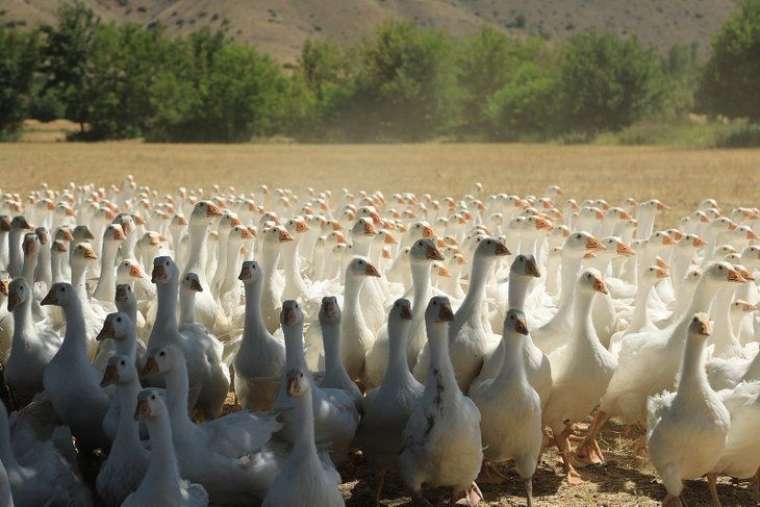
[3,140,760,506]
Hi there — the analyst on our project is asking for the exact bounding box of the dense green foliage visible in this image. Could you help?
[698,0,760,122]
[0,1,757,143]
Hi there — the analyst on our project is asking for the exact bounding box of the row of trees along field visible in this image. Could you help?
[1,0,760,143]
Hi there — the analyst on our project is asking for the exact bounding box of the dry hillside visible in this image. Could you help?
[2,0,740,63]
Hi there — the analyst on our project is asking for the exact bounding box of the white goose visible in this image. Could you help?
[318,297,361,402]
[41,282,110,452]
[145,345,282,504]
[123,389,209,507]
[543,268,616,481]
[414,237,510,391]
[365,238,443,388]
[5,278,61,407]
[96,353,148,506]
[470,309,542,506]
[233,260,286,411]
[399,297,483,507]
[647,313,730,507]
[356,298,423,502]
[262,368,344,507]
[274,300,359,464]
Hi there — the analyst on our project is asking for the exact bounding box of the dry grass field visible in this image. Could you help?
[2,138,760,506]
[1,139,758,225]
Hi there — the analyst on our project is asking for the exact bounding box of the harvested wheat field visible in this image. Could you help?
[1,141,758,225]
[2,141,760,507]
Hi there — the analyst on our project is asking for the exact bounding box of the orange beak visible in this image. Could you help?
[399,303,413,320]
[365,263,381,277]
[40,291,57,306]
[494,242,511,256]
[151,264,167,283]
[206,203,222,217]
[83,247,97,260]
[134,398,150,420]
[593,276,608,294]
[727,269,746,283]
[655,267,670,279]
[585,237,604,251]
[7,292,20,312]
[616,242,635,256]
[189,278,203,292]
[143,356,159,375]
[692,236,706,248]
[238,266,252,280]
[514,317,529,335]
[426,245,444,261]
[100,364,118,387]
[438,301,454,321]
[422,225,434,238]
[97,319,114,341]
[279,229,294,242]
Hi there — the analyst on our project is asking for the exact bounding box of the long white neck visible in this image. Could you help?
[11,295,35,346]
[242,279,270,342]
[143,411,183,497]
[283,321,308,373]
[164,360,194,434]
[220,240,243,296]
[410,262,432,318]
[508,274,531,311]
[628,280,657,331]
[383,319,414,385]
[495,331,529,385]
[343,275,368,334]
[184,223,208,281]
[452,255,492,336]
[282,239,306,298]
[426,320,459,395]
[289,387,319,464]
[36,243,52,287]
[667,279,717,348]
[116,298,138,327]
[322,321,343,376]
[571,287,597,348]
[557,255,583,314]
[677,336,711,397]
[149,281,180,347]
[710,288,741,356]
[21,251,38,286]
[115,330,138,363]
[178,287,196,327]
[70,261,88,297]
[60,296,88,358]
[353,236,372,258]
[93,241,120,301]
[113,377,142,450]
[261,244,280,295]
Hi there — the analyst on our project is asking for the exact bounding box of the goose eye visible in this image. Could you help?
[117,317,122,323]
[151,395,156,400]
[159,351,165,357]
[120,360,125,366]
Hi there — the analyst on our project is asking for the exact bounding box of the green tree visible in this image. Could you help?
[0,28,39,138]
[558,32,666,135]
[697,0,760,121]
[347,21,458,141]
[486,62,558,140]
[39,1,100,132]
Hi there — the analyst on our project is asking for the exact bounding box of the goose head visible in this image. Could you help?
[511,254,541,278]
[114,283,136,305]
[55,225,74,243]
[101,354,137,387]
[22,232,39,257]
[408,221,434,241]
[117,259,147,284]
[286,368,310,398]
[688,312,712,343]
[182,272,203,293]
[390,298,413,322]
[134,388,167,421]
[103,223,126,246]
[10,215,31,232]
[578,268,608,295]
[71,242,98,268]
[144,344,183,377]
[472,237,510,260]
[731,299,757,320]
[261,225,293,249]
[676,233,706,254]
[319,296,341,326]
[562,231,604,259]
[741,245,760,269]
[698,198,720,212]
[642,265,670,287]
[702,261,746,287]
[0,215,11,232]
[41,282,75,307]
[598,236,635,259]
[640,199,670,213]
[238,260,263,285]
[151,256,179,285]
[73,225,95,242]
[346,257,381,280]
[35,226,49,247]
[190,200,223,226]
[280,300,304,328]
[409,238,444,265]
[425,296,454,326]
[7,278,30,311]
[96,312,134,342]
[504,308,529,336]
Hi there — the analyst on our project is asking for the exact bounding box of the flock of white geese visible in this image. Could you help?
[0,176,758,506]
